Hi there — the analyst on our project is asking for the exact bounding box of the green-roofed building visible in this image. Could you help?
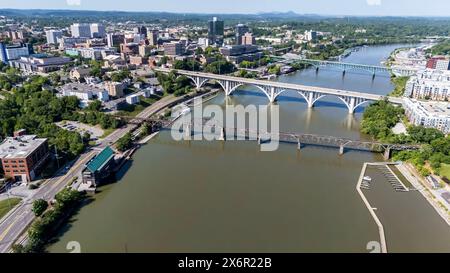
[82,146,116,187]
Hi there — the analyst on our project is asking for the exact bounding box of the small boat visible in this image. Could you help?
[363,176,372,182]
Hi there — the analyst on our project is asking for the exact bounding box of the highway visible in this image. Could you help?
[0,94,183,253]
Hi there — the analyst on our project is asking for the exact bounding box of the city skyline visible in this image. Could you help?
[0,0,450,17]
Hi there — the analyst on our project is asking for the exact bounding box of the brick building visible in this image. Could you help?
[0,134,50,183]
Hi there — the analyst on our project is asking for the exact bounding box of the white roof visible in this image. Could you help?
[0,135,47,159]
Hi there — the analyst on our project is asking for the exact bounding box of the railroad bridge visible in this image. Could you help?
[119,116,420,160]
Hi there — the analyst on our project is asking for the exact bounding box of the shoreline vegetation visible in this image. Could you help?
[389,75,410,97]
[362,45,450,181]
[12,189,85,253]
[361,98,449,178]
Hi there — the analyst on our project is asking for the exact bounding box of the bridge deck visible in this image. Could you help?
[136,116,419,152]
[155,68,404,104]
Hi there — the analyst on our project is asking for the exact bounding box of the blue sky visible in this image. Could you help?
[0,0,449,16]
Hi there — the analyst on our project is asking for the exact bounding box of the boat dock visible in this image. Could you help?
[356,163,388,253]
[373,164,409,192]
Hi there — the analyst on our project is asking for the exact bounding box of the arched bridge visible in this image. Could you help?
[272,55,417,77]
[155,68,404,114]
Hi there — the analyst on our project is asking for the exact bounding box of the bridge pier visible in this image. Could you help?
[348,97,356,114]
[342,70,346,76]
[383,147,391,160]
[297,139,302,151]
[339,145,345,156]
[269,87,276,103]
[184,123,192,140]
[220,127,226,141]
[315,67,319,73]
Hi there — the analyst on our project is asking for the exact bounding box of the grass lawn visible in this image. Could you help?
[101,128,116,139]
[440,163,450,179]
[0,198,21,219]
[389,76,410,97]
[116,97,157,117]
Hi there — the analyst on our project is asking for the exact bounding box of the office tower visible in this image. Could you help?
[107,33,125,48]
[71,23,91,38]
[134,26,148,38]
[235,24,249,45]
[45,30,63,45]
[304,30,317,42]
[163,42,185,56]
[90,23,106,38]
[241,32,256,45]
[0,42,31,63]
[208,17,224,45]
[147,30,159,46]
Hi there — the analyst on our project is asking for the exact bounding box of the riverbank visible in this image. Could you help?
[47,44,450,253]
[396,163,450,225]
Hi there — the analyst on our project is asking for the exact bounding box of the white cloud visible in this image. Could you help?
[366,0,382,6]
[66,0,81,6]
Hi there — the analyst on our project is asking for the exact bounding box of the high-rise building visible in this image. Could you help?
[90,23,106,38]
[436,59,450,71]
[147,30,159,46]
[235,24,249,45]
[0,42,31,63]
[304,30,318,42]
[241,32,256,45]
[104,81,125,98]
[139,44,151,57]
[208,17,224,45]
[0,43,7,64]
[163,42,185,56]
[404,69,450,101]
[71,23,91,38]
[426,56,446,69]
[404,98,450,134]
[45,30,63,45]
[120,43,139,55]
[106,33,125,48]
[134,26,147,38]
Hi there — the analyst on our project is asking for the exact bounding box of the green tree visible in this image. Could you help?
[116,132,133,152]
[32,199,48,217]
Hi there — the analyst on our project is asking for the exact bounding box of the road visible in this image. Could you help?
[155,68,405,105]
[0,94,183,253]
[0,151,95,252]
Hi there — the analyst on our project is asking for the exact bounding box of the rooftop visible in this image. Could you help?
[405,98,450,117]
[86,146,115,173]
[0,135,47,159]
[60,82,107,94]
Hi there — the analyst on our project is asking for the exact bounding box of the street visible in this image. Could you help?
[0,94,181,253]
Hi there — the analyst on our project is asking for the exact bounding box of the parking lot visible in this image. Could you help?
[56,121,105,141]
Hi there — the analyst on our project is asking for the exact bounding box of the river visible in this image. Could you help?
[48,44,450,253]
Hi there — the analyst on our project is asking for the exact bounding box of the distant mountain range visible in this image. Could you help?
[0,8,325,19]
[0,9,446,20]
